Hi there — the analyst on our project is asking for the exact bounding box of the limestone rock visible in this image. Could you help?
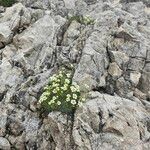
[0,3,31,47]
[62,20,81,46]
[0,0,150,149]
[7,118,24,136]
[0,22,12,46]
[0,105,7,136]
[139,65,150,94]
[109,51,129,68]
[134,88,147,100]
[130,72,141,86]
[0,137,11,150]
[8,135,25,150]
[13,15,65,51]
[73,31,109,91]
[0,6,5,13]
[47,112,72,150]
[108,62,123,78]
[116,77,132,96]
[73,92,150,150]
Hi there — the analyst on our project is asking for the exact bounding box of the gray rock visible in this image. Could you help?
[134,88,147,100]
[73,92,150,150]
[8,135,25,150]
[47,112,72,150]
[116,77,132,96]
[108,62,123,78]
[13,15,65,51]
[109,51,129,68]
[62,20,81,46]
[128,58,145,71]
[73,30,109,91]
[130,71,141,86]
[139,71,150,94]
[0,0,149,149]
[23,115,40,142]
[0,137,11,150]
[0,6,5,13]
[0,22,12,46]
[0,105,7,136]
[0,3,31,47]
[7,118,24,136]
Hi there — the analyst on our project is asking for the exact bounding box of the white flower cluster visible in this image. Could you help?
[39,70,86,112]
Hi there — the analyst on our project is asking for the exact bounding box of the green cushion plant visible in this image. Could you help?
[39,69,85,114]
[68,15,95,25]
[0,0,16,7]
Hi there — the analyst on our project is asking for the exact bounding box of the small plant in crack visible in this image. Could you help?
[0,0,16,7]
[68,15,95,25]
[38,67,86,114]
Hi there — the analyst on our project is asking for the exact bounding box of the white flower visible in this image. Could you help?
[53,89,57,93]
[71,100,76,105]
[50,76,53,80]
[65,79,70,84]
[44,85,49,90]
[61,86,67,91]
[70,86,76,92]
[48,100,55,105]
[64,84,68,87]
[57,101,61,105]
[76,89,80,92]
[43,92,49,96]
[39,95,47,103]
[48,101,52,105]
[57,79,61,82]
[52,96,57,100]
[64,87,67,90]
[78,101,83,107]
[52,83,59,87]
[50,76,57,81]
[67,94,71,98]
[39,99,43,104]
[73,94,77,99]
[74,85,80,92]
[66,73,71,78]
[56,87,60,91]
[66,97,70,102]
[49,100,55,105]
[71,82,80,92]
[82,98,86,102]
[59,73,63,77]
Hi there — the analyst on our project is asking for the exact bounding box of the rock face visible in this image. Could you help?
[0,137,11,150]
[0,0,150,149]
[73,92,150,150]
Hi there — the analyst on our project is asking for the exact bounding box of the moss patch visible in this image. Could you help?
[68,15,95,25]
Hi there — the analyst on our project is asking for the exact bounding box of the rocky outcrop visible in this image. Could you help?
[45,92,150,150]
[0,0,150,149]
